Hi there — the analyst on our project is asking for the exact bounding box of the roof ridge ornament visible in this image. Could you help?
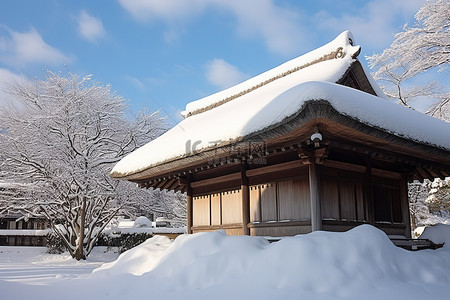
[185,46,352,118]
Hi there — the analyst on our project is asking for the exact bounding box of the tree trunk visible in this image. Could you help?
[410,212,417,232]
[75,196,86,260]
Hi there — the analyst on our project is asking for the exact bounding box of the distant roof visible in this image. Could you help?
[111,31,450,180]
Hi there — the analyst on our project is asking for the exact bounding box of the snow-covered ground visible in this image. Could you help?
[0,246,119,285]
[1,224,449,300]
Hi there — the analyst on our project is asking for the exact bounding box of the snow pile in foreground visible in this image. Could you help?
[1,225,450,299]
[89,225,450,299]
[93,235,172,276]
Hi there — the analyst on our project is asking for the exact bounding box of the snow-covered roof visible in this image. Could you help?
[0,229,51,236]
[111,31,450,179]
[181,31,381,118]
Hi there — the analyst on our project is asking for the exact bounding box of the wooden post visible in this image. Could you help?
[185,176,193,234]
[241,161,250,235]
[400,174,412,238]
[364,156,375,225]
[309,161,322,231]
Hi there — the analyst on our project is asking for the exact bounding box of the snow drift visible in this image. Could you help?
[90,224,450,299]
[419,223,450,249]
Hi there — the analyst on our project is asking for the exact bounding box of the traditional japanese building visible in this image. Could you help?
[111,31,450,238]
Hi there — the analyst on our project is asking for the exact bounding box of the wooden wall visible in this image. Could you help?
[248,179,312,236]
[249,179,311,223]
[192,189,242,227]
[249,223,311,236]
[320,169,366,222]
[319,166,407,236]
[191,163,408,237]
[192,178,312,236]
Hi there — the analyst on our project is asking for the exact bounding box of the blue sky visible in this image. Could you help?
[0,0,427,124]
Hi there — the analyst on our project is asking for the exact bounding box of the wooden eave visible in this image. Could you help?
[122,100,450,192]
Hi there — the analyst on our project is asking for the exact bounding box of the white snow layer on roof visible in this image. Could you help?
[112,80,450,176]
[111,32,450,177]
[182,30,363,117]
[0,229,51,236]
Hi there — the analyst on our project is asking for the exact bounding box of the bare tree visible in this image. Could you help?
[408,181,432,231]
[0,71,170,260]
[366,0,449,119]
[427,178,450,214]
[426,92,450,120]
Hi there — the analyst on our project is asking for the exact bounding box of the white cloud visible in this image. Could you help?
[219,0,305,56]
[124,74,147,91]
[0,27,71,67]
[77,10,106,43]
[315,0,426,49]
[205,58,248,89]
[117,0,305,56]
[118,0,206,22]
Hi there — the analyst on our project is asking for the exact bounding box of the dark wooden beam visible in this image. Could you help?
[441,170,450,177]
[436,169,448,180]
[241,161,250,235]
[154,179,166,190]
[178,177,189,186]
[364,156,375,225]
[314,148,329,164]
[426,167,440,179]
[165,179,180,191]
[190,173,241,189]
[421,167,435,180]
[298,149,313,164]
[246,160,304,177]
[159,178,175,190]
[416,167,429,181]
[324,160,366,173]
[400,174,412,238]
[186,175,193,234]
[371,168,402,180]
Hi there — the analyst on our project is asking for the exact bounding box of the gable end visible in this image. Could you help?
[338,61,377,96]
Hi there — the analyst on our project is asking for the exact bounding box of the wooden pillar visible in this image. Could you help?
[241,161,250,235]
[364,156,375,225]
[185,176,194,234]
[309,161,322,231]
[400,174,412,238]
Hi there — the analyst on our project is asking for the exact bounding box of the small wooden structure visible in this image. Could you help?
[111,31,450,239]
[390,238,443,250]
[0,214,49,246]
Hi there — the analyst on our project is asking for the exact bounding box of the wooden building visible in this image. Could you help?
[111,31,450,238]
[0,214,49,246]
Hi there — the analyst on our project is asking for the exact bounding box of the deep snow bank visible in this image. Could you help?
[92,235,173,276]
[419,223,450,249]
[91,225,450,299]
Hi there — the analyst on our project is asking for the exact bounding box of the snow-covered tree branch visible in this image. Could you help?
[366,0,449,120]
[0,71,183,260]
